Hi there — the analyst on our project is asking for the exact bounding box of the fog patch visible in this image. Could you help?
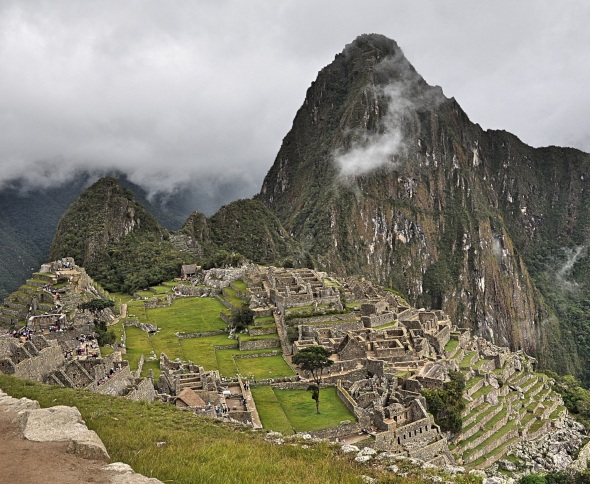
[333,50,447,178]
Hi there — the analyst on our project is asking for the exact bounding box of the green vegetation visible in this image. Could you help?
[250,386,294,435]
[272,388,356,432]
[236,355,295,380]
[0,375,373,484]
[292,346,334,414]
[232,280,248,292]
[422,370,466,433]
[445,339,459,353]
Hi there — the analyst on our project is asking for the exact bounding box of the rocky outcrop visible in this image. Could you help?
[0,387,163,483]
[15,405,110,461]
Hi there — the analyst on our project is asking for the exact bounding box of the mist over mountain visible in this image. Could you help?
[6,33,590,387]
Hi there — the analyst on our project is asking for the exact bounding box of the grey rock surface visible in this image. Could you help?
[16,405,109,461]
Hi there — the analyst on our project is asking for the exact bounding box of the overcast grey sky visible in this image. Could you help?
[1,1,589,210]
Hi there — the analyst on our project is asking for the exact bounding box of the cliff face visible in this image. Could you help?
[257,34,590,377]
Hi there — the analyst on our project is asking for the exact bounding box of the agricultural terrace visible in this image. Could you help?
[108,281,294,382]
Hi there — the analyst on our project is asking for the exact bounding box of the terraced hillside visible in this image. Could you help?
[444,338,566,469]
[0,265,110,329]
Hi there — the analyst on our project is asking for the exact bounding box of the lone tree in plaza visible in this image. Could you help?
[292,346,333,414]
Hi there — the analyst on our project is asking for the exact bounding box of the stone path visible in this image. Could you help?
[108,303,127,327]
[242,385,263,429]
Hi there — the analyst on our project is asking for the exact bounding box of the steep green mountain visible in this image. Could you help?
[178,199,302,266]
[0,173,195,300]
[256,34,590,382]
[49,177,196,293]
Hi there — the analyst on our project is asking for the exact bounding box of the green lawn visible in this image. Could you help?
[144,297,228,334]
[100,346,114,357]
[444,339,459,353]
[124,326,154,371]
[232,280,248,292]
[460,351,477,367]
[223,287,244,308]
[250,386,294,435]
[180,334,234,371]
[236,355,295,380]
[273,387,357,432]
[253,316,275,323]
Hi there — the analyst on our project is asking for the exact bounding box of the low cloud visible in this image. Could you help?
[333,51,446,178]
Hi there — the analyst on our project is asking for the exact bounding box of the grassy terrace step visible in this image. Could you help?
[471,384,493,400]
[524,381,544,398]
[529,419,546,433]
[463,404,490,424]
[550,406,566,419]
[220,290,244,308]
[232,280,248,292]
[444,340,459,353]
[473,359,487,370]
[460,351,477,367]
[460,404,501,440]
[465,376,484,390]
[482,409,507,432]
[463,420,516,460]
[238,333,280,342]
[254,316,275,323]
[479,435,521,465]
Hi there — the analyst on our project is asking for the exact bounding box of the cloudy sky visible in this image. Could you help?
[1,1,589,213]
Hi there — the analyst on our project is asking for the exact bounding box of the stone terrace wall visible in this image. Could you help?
[361,312,396,328]
[177,329,226,339]
[409,438,449,462]
[465,427,519,464]
[89,365,134,396]
[291,314,358,326]
[299,320,363,338]
[234,350,280,359]
[304,421,369,440]
[271,381,336,390]
[14,343,63,382]
[249,326,277,336]
[126,378,156,403]
[238,338,280,351]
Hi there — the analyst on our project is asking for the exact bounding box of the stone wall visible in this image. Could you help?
[234,351,280,359]
[135,354,145,379]
[238,338,280,351]
[271,381,336,390]
[248,326,277,336]
[409,438,449,462]
[177,329,226,339]
[214,343,239,350]
[299,320,363,338]
[465,427,519,464]
[304,420,372,440]
[89,366,134,396]
[126,377,156,403]
[461,410,509,453]
[220,312,231,324]
[12,343,63,382]
[215,295,238,311]
[290,314,357,326]
[361,312,396,328]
